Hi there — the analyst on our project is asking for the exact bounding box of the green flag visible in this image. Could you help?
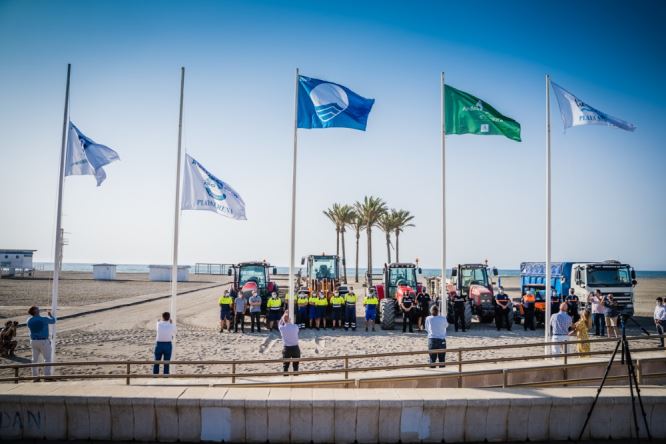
[445,85,521,142]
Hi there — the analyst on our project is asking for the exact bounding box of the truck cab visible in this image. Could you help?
[571,261,637,316]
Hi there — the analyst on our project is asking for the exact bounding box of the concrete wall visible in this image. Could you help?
[0,385,664,442]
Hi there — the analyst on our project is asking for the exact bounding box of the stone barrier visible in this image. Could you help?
[0,385,664,442]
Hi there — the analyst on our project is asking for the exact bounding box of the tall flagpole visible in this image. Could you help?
[545,74,552,352]
[51,63,72,360]
[440,72,447,316]
[288,68,300,322]
[171,67,185,355]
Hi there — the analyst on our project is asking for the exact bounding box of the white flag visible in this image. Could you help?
[65,122,120,186]
[181,154,246,220]
[551,82,636,132]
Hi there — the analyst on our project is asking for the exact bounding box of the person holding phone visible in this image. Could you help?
[26,306,56,380]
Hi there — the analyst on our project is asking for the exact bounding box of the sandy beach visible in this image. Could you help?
[0,272,663,379]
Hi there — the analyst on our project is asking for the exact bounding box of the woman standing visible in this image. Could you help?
[569,310,592,358]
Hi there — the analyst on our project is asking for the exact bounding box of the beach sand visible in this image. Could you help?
[0,272,663,379]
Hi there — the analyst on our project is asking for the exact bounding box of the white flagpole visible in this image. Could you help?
[440,72,447,316]
[171,67,185,358]
[287,68,299,322]
[545,74,552,353]
[51,63,72,360]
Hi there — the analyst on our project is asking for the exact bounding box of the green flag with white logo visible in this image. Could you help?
[445,85,521,142]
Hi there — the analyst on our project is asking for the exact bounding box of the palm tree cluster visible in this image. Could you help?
[323,196,414,285]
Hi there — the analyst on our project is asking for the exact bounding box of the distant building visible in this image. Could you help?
[0,249,36,277]
[93,263,117,281]
[149,265,190,282]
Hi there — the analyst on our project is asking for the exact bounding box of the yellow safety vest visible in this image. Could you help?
[345,294,357,304]
[330,296,345,307]
[364,296,378,305]
[297,296,309,305]
[267,298,281,309]
[219,296,233,306]
[316,297,328,307]
[308,296,318,305]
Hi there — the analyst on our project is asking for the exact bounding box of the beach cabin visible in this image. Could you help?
[149,265,190,282]
[0,249,36,277]
[93,263,117,280]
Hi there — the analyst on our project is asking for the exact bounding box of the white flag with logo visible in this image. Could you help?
[65,122,120,186]
[181,154,246,220]
[551,82,636,132]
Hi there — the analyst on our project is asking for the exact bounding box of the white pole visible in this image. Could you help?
[287,68,299,323]
[51,63,71,360]
[171,67,185,357]
[440,72,447,316]
[545,74,552,353]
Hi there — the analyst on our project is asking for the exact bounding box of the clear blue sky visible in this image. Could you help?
[1,0,664,270]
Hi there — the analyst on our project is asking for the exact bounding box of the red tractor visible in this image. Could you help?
[228,261,279,312]
[374,263,424,330]
[447,263,498,323]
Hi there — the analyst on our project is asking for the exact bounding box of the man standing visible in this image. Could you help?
[400,290,415,333]
[550,302,573,357]
[603,294,620,338]
[308,291,318,329]
[344,286,357,331]
[565,289,580,323]
[266,292,282,331]
[588,290,606,336]
[278,313,300,374]
[329,291,345,330]
[218,290,233,333]
[452,291,466,332]
[154,312,175,375]
[233,292,247,333]
[296,289,310,329]
[494,287,511,331]
[26,306,56,380]
[416,291,432,332]
[522,291,536,331]
[654,297,665,348]
[248,290,262,333]
[363,288,379,332]
[425,305,448,367]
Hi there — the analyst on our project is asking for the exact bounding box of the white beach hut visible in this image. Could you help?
[93,263,116,280]
[149,265,190,282]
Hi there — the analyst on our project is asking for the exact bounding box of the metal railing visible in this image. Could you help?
[0,334,663,387]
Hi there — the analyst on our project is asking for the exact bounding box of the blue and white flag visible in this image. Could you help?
[65,122,120,186]
[297,75,374,131]
[181,154,246,220]
[551,82,636,132]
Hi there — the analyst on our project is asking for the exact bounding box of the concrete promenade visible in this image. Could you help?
[0,384,664,442]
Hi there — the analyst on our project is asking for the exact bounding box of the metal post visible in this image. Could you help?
[544,74,552,356]
[231,363,236,384]
[126,363,130,385]
[14,367,18,384]
[287,68,300,322]
[344,357,349,380]
[457,349,462,388]
[440,72,447,316]
[51,63,71,360]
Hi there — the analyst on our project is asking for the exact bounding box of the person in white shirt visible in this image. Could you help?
[278,313,300,373]
[550,302,573,357]
[654,297,665,348]
[154,312,176,375]
[425,305,448,367]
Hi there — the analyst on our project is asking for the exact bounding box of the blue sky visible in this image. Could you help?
[0,0,664,270]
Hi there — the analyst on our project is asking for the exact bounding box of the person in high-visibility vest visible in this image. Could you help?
[344,287,357,331]
[363,288,379,332]
[522,291,536,331]
[266,292,282,331]
[314,291,328,330]
[218,290,234,333]
[308,292,318,329]
[330,291,345,330]
[296,289,310,329]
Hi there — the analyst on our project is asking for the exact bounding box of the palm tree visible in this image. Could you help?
[323,203,343,256]
[378,211,398,264]
[337,204,356,284]
[392,209,415,262]
[354,196,388,285]
[351,212,365,283]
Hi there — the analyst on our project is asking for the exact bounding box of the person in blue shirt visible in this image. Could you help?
[26,305,56,379]
[494,287,511,331]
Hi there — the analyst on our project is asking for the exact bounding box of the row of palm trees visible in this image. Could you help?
[323,196,414,284]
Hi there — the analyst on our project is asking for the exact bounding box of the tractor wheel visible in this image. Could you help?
[464,301,473,330]
[380,298,396,330]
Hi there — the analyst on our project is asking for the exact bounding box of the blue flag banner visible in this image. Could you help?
[551,82,636,132]
[297,75,374,131]
[65,122,120,186]
[181,154,247,220]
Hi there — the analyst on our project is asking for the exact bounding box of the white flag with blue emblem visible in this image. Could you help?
[181,154,246,220]
[551,82,636,132]
[65,122,120,186]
